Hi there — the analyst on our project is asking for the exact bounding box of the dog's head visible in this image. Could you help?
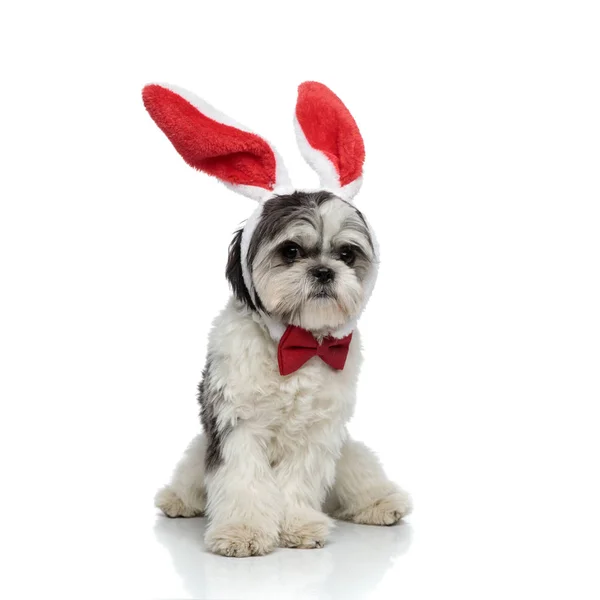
[143,81,378,336]
[227,191,376,333]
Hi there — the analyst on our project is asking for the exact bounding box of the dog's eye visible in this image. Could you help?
[280,242,303,262]
[338,246,356,266]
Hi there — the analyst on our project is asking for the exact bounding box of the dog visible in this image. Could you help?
[143,81,412,557]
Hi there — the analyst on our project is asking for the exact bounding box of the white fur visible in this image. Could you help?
[155,435,207,517]
[156,299,411,556]
[332,211,380,339]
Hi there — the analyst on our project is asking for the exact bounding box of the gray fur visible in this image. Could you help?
[198,357,230,471]
[246,191,335,268]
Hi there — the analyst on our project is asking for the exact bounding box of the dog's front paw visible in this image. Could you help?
[341,490,413,526]
[279,509,333,549]
[205,522,279,557]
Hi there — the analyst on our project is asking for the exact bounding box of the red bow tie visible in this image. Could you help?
[277,325,353,376]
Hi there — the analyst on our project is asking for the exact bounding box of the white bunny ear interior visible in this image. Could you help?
[142,83,292,202]
[294,81,365,201]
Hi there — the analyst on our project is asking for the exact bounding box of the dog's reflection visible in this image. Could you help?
[154,515,412,599]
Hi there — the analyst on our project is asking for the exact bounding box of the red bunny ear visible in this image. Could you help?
[142,84,291,201]
[294,82,365,200]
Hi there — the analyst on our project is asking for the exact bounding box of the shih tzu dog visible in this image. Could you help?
[143,81,412,557]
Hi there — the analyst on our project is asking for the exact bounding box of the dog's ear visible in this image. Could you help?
[226,228,256,310]
[294,81,365,201]
[142,84,292,202]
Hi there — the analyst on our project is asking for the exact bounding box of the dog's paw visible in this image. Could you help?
[280,510,333,549]
[205,522,279,557]
[341,490,413,526]
[154,486,203,518]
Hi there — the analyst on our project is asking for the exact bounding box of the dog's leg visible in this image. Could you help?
[154,434,207,517]
[275,435,338,549]
[326,437,412,525]
[204,424,282,557]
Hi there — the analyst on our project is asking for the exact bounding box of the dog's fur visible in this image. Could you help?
[155,192,412,557]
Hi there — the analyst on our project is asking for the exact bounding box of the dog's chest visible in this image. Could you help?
[250,336,361,437]
[256,358,354,461]
[266,359,345,419]
[209,301,361,432]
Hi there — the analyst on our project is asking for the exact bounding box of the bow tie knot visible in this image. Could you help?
[277,325,353,376]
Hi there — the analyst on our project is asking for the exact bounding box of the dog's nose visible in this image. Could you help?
[311,266,335,283]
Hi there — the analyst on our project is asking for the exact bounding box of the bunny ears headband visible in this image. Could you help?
[142,81,365,202]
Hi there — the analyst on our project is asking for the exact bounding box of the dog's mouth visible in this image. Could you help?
[310,289,336,299]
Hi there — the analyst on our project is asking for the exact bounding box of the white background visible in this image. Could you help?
[1,1,599,598]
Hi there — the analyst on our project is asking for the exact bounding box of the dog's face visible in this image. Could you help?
[227,191,376,333]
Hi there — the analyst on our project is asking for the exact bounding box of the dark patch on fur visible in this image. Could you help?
[225,228,256,311]
[246,191,336,268]
[340,214,375,253]
[225,227,267,313]
[198,357,230,471]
